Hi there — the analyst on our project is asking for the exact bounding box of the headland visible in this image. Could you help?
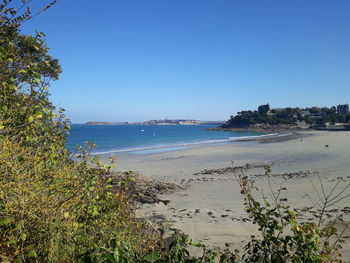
[209,103,350,132]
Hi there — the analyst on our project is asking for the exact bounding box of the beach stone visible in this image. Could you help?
[105,171,183,205]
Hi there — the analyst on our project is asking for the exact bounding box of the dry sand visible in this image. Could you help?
[116,130,350,257]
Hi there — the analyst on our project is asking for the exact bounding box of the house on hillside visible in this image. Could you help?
[309,113,326,119]
[337,104,349,114]
[300,110,310,117]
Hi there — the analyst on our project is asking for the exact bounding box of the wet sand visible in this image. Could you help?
[116,131,350,257]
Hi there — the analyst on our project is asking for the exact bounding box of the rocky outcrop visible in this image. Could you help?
[193,161,276,176]
[107,172,183,205]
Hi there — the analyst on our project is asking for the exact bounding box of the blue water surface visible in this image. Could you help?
[66,124,263,155]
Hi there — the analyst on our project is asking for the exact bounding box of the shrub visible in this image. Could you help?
[234,167,346,262]
[0,2,160,261]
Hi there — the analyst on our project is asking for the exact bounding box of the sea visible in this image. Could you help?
[66,124,266,155]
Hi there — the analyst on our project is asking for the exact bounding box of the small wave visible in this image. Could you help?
[90,138,231,155]
[88,133,289,155]
[229,132,293,141]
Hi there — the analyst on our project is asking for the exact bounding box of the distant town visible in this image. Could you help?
[86,119,225,125]
[217,103,350,131]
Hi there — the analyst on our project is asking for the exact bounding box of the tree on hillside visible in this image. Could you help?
[0,0,65,153]
[258,103,270,116]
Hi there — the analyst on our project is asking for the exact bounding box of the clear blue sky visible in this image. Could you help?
[21,0,350,123]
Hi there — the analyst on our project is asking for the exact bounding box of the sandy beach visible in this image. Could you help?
[116,131,350,257]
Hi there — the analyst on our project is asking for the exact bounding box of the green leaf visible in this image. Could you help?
[0,218,11,225]
[34,112,43,119]
[104,254,114,261]
[28,250,37,258]
[143,252,162,262]
[92,206,99,216]
[8,84,18,91]
[28,116,34,122]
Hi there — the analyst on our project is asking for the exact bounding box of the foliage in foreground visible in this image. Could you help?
[234,168,346,262]
[1,1,159,261]
[137,167,347,263]
[0,1,348,262]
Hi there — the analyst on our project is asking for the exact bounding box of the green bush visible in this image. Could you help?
[233,167,345,262]
[1,2,160,262]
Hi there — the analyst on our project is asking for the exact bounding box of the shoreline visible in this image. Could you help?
[114,130,350,257]
[208,126,350,132]
[94,132,304,156]
[207,126,313,133]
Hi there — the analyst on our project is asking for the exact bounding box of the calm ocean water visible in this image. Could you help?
[66,124,265,155]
